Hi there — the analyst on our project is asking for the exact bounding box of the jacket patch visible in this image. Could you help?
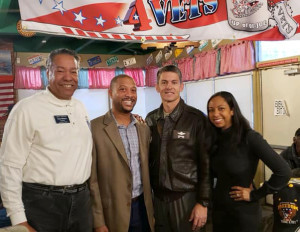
[172,130,190,139]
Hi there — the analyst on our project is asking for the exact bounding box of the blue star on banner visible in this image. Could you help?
[73,10,87,25]
[95,14,106,27]
[115,16,123,26]
[52,0,67,15]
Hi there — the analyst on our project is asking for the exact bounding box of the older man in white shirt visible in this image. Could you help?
[0,48,93,232]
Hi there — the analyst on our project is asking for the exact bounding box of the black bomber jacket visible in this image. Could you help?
[145,98,212,202]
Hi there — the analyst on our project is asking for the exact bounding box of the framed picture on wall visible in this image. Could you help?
[0,50,12,75]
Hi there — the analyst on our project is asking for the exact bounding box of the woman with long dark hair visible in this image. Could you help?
[207,91,291,232]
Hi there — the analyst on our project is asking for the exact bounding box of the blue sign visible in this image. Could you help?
[87,56,102,66]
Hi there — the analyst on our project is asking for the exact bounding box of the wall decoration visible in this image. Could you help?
[164,50,172,60]
[106,56,119,66]
[146,54,153,66]
[87,55,102,66]
[198,40,208,51]
[0,75,14,119]
[186,46,194,55]
[123,57,136,67]
[18,0,300,42]
[174,48,183,58]
[155,50,162,64]
[211,39,222,48]
[28,54,43,65]
[0,50,12,75]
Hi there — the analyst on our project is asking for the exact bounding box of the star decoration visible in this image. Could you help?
[95,14,106,27]
[115,16,123,26]
[73,10,87,25]
[52,0,67,15]
[133,13,139,20]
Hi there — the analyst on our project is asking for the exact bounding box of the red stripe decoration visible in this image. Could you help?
[0,75,14,118]
[60,25,189,42]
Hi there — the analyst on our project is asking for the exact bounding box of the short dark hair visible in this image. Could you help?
[207,91,251,145]
[295,128,300,137]
[46,48,80,70]
[156,65,182,83]
[109,74,135,90]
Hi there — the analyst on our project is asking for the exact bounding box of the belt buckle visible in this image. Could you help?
[63,185,73,194]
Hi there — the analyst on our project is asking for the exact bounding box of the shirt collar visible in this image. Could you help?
[111,110,137,128]
[155,98,184,122]
[45,87,74,107]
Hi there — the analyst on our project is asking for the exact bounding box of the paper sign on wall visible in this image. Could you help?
[274,100,289,116]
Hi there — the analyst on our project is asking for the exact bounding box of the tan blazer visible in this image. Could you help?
[89,111,154,232]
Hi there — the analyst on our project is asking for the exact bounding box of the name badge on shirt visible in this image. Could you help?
[172,130,190,140]
[54,115,70,124]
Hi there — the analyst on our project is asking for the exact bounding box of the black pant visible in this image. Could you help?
[212,201,261,232]
[154,192,205,232]
[129,194,151,232]
[22,182,92,232]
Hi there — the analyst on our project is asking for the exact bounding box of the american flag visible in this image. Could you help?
[0,75,14,118]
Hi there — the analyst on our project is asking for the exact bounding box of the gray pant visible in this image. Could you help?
[22,182,92,232]
[154,192,206,232]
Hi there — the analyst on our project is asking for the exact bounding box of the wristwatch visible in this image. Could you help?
[199,200,209,207]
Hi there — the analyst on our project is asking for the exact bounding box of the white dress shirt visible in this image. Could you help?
[0,88,93,225]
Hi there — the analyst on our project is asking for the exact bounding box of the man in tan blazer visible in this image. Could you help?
[89,74,154,232]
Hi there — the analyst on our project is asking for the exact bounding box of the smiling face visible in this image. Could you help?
[47,54,78,100]
[156,71,183,104]
[208,96,234,130]
[109,76,137,114]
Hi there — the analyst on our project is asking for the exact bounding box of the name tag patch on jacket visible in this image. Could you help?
[54,115,70,124]
[173,130,190,139]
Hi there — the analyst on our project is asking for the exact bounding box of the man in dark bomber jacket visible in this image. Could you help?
[146,65,212,232]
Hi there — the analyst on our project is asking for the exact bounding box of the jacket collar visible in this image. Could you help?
[103,110,114,125]
[154,98,185,122]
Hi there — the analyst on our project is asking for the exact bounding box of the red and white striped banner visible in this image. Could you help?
[18,0,300,42]
[0,76,14,118]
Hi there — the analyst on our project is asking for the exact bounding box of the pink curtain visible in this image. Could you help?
[88,68,115,89]
[176,57,194,82]
[14,66,42,89]
[145,66,159,87]
[220,41,255,75]
[194,50,218,80]
[163,59,175,66]
[124,68,144,87]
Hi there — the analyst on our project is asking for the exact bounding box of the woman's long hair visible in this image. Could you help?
[207,91,251,145]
